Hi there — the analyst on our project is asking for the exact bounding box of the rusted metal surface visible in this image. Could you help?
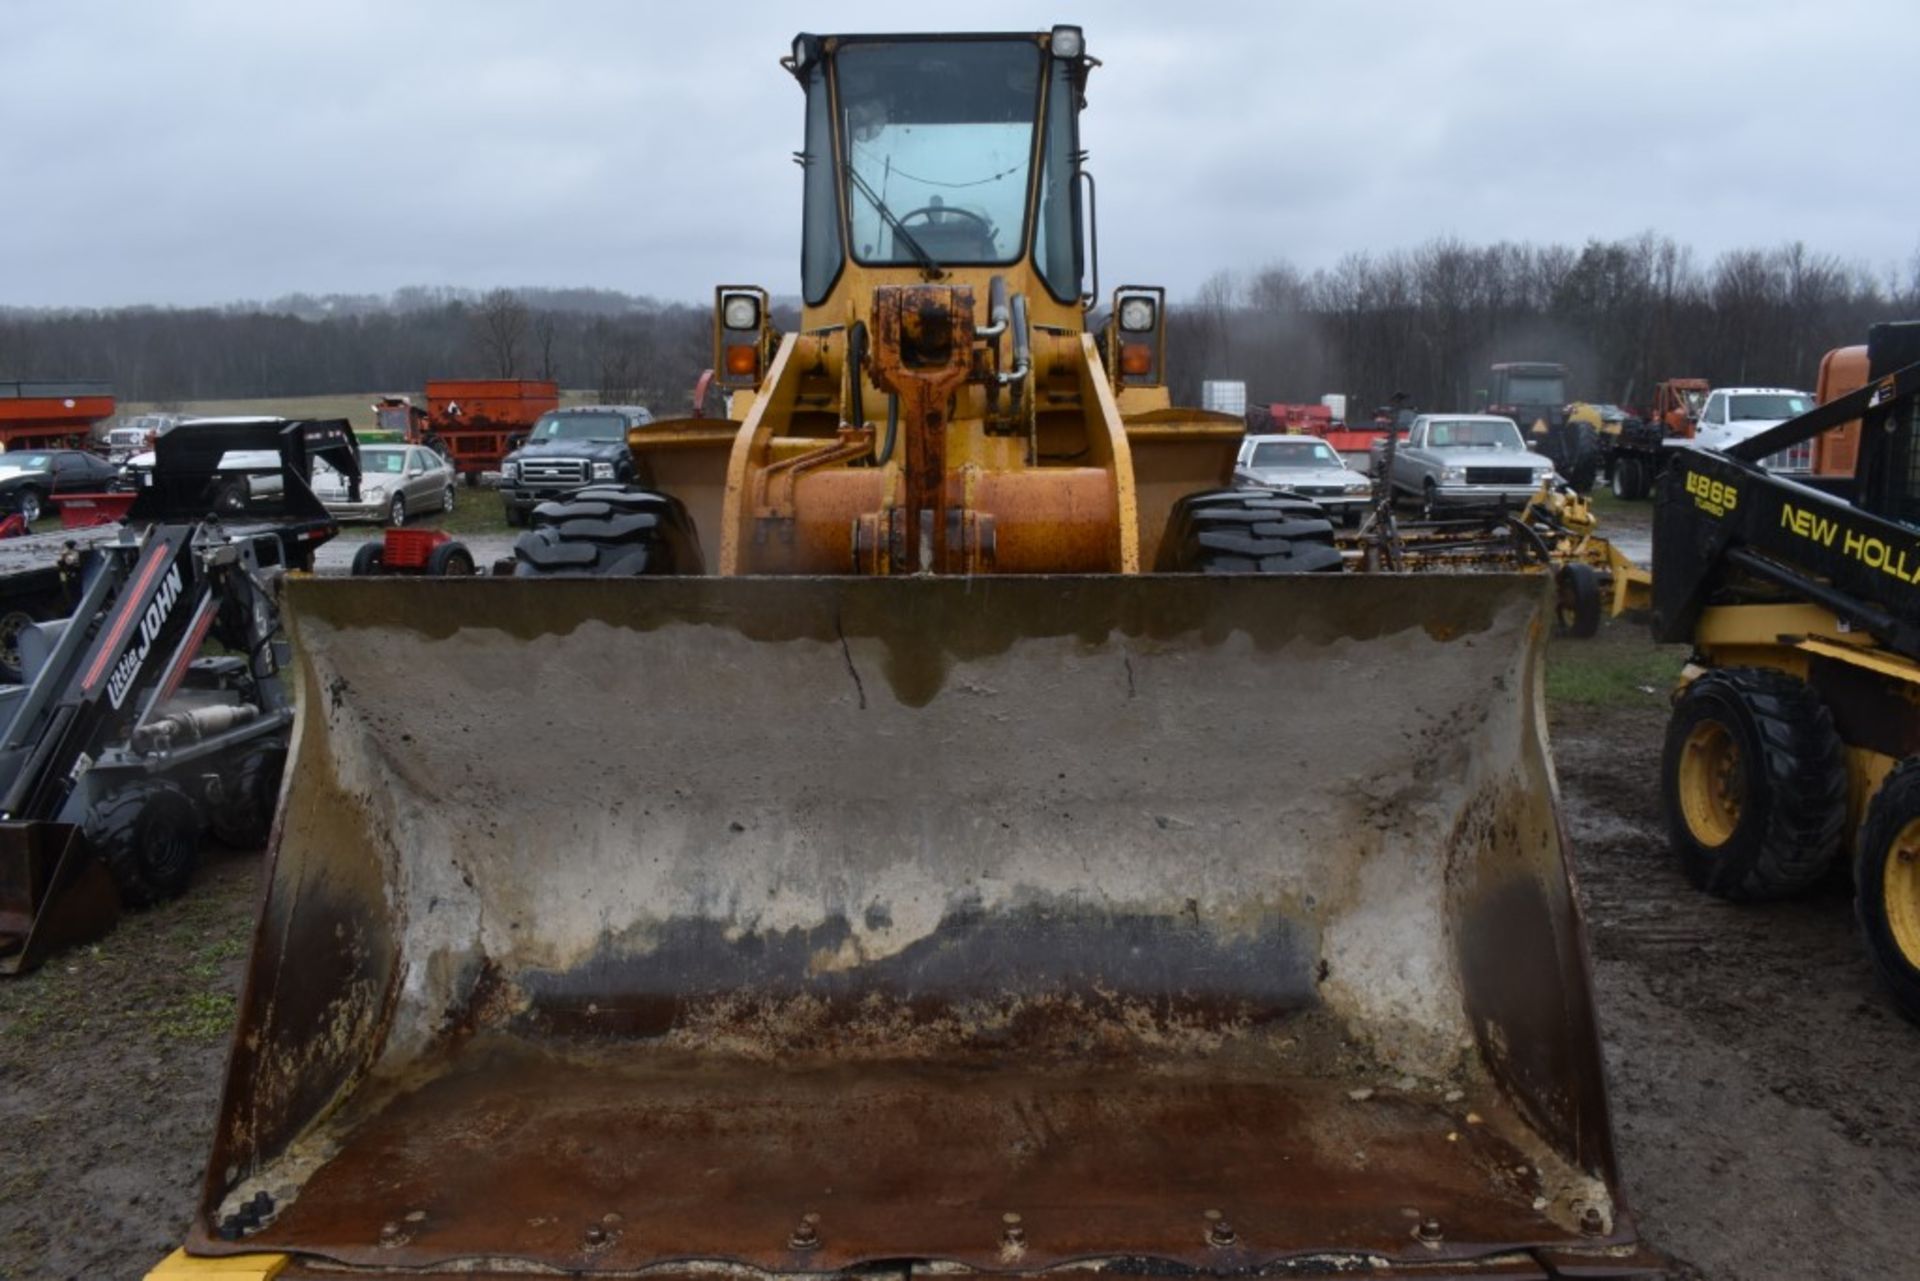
[0,821,118,976]
[867,284,977,573]
[193,573,1635,1275]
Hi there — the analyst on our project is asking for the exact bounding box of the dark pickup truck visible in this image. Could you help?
[498,405,650,525]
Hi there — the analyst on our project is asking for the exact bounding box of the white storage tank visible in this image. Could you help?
[1201,380,1247,417]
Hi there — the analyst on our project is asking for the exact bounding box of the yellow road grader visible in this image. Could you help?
[153,27,1658,1280]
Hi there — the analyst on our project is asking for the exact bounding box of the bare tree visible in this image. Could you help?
[533,311,560,382]
[473,289,529,378]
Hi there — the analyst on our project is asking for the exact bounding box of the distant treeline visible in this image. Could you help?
[1167,234,1920,416]
[3,234,1917,417]
[0,287,736,411]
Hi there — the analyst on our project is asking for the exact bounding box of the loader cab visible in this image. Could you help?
[790,28,1092,330]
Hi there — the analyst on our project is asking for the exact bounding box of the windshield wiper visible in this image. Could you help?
[845,167,943,277]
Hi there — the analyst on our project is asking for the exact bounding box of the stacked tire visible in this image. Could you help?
[1157,489,1344,574]
[512,486,704,577]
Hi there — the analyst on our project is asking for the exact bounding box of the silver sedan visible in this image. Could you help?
[316,445,456,525]
[1233,435,1375,524]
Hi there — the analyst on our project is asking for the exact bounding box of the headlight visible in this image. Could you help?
[722,294,760,330]
[1441,466,1465,483]
[1118,296,1157,332]
[502,461,519,481]
[362,484,386,500]
[591,462,615,480]
[1345,477,1371,493]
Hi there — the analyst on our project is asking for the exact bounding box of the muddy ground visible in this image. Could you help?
[1,504,1915,1277]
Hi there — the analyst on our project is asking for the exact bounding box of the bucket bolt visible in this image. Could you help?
[789,1212,822,1251]
[1416,1217,1444,1245]
[1001,1212,1026,1250]
[1204,1208,1236,1248]
[1580,1206,1607,1237]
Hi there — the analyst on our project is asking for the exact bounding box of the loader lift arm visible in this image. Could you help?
[1651,355,1920,655]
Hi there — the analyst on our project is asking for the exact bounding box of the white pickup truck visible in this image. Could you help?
[1372,414,1558,518]
[1690,387,1817,472]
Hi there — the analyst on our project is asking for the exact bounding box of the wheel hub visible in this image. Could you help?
[1886,820,1920,968]
[1679,720,1743,847]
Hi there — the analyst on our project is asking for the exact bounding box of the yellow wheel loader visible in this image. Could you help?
[152,27,1656,1280]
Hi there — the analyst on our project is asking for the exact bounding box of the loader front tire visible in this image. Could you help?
[513,486,704,577]
[1856,759,1920,1025]
[1158,489,1343,574]
[210,743,287,850]
[86,781,202,908]
[1661,668,1846,901]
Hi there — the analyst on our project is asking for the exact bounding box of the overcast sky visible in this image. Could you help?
[4,0,1913,309]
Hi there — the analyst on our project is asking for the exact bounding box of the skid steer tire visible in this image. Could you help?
[86,780,202,908]
[513,486,704,577]
[1661,668,1847,902]
[209,743,288,851]
[1853,758,1920,1026]
[1157,489,1343,574]
[350,542,384,577]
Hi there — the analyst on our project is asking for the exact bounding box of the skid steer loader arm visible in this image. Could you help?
[178,573,1652,1278]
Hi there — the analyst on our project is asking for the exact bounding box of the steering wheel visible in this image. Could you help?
[897,205,995,237]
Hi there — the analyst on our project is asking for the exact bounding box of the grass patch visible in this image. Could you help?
[1546,628,1689,709]
[154,989,235,1041]
[329,481,512,544]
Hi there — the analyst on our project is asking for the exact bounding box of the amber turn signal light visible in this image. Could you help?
[725,343,759,377]
[1120,343,1153,376]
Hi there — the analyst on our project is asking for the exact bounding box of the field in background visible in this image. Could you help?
[118,390,599,434]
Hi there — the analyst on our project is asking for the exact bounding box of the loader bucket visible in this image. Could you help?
[0,821,118,976]
[190,575,1647,1276]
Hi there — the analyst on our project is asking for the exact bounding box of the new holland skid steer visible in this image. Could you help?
[1654,321,1920,1023]
[153,28,1655,1280]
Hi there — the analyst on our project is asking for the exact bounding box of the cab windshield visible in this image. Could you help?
[1428,420,1525,449]
[1730,393,1812,421]
[1504,375,1566,404]
[1251,440,1340,468]
[530,412,626,442]
[835,41,1041,268]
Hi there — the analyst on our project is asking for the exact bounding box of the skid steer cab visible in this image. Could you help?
[156,27,1658,1281]
[0,417,356,974]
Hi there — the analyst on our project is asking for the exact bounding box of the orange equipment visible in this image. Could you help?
[0,381,115,451]
[1813,344,1869,476]
[1647,379,1709,438]
[415,379,560,484]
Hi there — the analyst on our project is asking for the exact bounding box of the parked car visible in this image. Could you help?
[0,449,124,522]
[1233,434,1374,525]
[1691,387,1817,472]
[313,444,456,525]
[1373,413,1558,517]
[498,405,650,526]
